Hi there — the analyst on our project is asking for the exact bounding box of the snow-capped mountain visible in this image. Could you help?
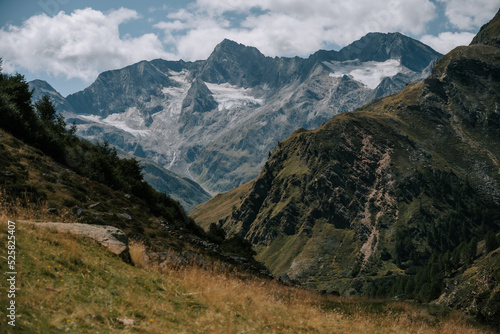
[33,32,442,195]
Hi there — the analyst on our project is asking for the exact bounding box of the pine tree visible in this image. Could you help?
[464,237,478,265]
[485,232,499,253]
[35,95,57,122]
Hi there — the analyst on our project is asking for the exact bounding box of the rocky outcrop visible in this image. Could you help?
[471,9,500,48]
[28,80,75,113]
[179,78,218,132]
[336,32,441,72]
[29,222,129,259]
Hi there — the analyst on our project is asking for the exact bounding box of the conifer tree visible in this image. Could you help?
[35,95,57,122]
[485,232,499,253]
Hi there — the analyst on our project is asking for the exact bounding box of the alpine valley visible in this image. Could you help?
[24,11,500,327]
[30,32,441,203]
[192,10,500,325]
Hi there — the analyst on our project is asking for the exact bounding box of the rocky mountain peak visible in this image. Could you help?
[29,79,57,93]
[201,39,273,87]
[210,39,265,59]
[182,78,218,113]
[191,12,500,322]
[338,32,442,72]
[28,79,74,113]
[179,78,218,132]
[31,31,442,196]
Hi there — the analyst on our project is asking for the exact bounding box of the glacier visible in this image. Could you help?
[324,59,408,89]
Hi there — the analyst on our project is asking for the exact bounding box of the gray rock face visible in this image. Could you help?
[30,32,442,195]
[335,32,441,72]
[28,80,75,113]
[179,78,218,132]
[31,222,128,257]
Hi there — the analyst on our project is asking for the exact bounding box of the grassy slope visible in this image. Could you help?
[0,218,495,333]
[191,180,254,231]
[0,127,186,253]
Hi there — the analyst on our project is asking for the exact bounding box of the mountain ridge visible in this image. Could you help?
[31,32,442,195]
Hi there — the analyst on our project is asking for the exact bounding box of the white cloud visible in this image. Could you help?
[4,1,495,89]
[420,31,476,54]
[0,8,170,81]
[156,0,438,60]
[438,0,500,30]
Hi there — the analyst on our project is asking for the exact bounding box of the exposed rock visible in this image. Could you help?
[117,213,132,220]
[117,317,135,326]
[435,247,500,327]
[1,170,15,177]
[192,13,500,308]
[1,170,16,182]
[140,161,211,211]
[74,207,87,217]
[47,208,58,214]
[30,222,129,258]
[28,79,75,114]
[471,9,500,48]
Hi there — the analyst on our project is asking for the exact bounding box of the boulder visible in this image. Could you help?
[31,222,129,259]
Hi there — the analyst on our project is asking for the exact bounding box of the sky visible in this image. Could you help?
[0,0,498,97]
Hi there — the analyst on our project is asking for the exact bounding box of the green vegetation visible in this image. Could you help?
[471,9,500,47]
[207,223,256,257]
[485,231,499,253]
[383,169,500,305]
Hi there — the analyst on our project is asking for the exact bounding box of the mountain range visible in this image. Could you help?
[4,15,499,330]
[29,32,441,205]
[191,10,500,324]
[14,7,500,328]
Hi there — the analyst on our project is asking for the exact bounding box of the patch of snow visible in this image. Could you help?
[168,151,176,168]
[324,59,406,89]
[162,86,185,97]
[161,70,191,115]
[79,111,150,137]
[78,114,101,123]
[205,82,264,111]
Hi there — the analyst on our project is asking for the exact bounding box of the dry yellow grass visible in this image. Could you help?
[129,242,492,334]
[0,198,495,333]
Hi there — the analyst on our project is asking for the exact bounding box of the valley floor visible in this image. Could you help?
[0,207,495,334]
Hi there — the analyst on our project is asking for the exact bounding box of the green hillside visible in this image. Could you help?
[191,10,500,325]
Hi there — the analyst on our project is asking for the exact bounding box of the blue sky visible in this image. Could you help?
[0,0,498,97]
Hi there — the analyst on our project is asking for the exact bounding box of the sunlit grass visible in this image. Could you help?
[0,211,494,333]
